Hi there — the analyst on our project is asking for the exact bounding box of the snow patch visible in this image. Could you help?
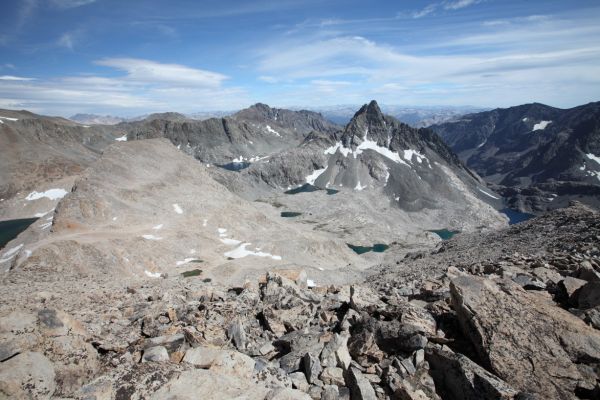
[586,153,600,165]
[112,217,118,221]
[40,221,52,230]
[152,224,163,230]
[25,188,68,201]
[115,134,128,142]
[142,234,162,240]
[324,135,410,166]
[478,187,500,200]
[403,149,428,164]
[34,209,54,218]
[0,116,18,123]
[220,238,242,246]
[176,258,198,266]
[1,244,23,259]
[172,204,183,214]
[202,219,208,227]
[306,168,326,185]
[476,139,487,149]
[532,121,552,131]
[224,243,281,260]
[307,279,316,288]
[145,270,161,278]
[354,181,366,191]
[265,125,281,137]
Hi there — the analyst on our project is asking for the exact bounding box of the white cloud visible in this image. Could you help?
[0,59,248,116]
[0,75,35,81]
[58,32,75,50]
[253,12,600,108]
[412,4,438,19]
[444,0,481,10]
[95,58,228,87]
[51,0,97,8]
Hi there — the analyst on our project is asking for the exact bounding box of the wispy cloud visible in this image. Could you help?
[444,0,481,11]
[57,32,76,50]
[412,4,438,19]
[253,11,600,107]
[0,75,35,81]
[95,58,228,87]
[0,58,247,116]
[411,0,481,19]
[50,0,97,9]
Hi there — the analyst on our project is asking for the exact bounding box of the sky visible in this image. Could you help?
[0,0,599,116]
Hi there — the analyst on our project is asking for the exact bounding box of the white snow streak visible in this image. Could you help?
[323,133,410,166]
[145,270,161,278]
[176,258,198,266]
[115,134,128,142]
[265,125,281,137]
[306,168,326,185]
[532,121,552,131]
[142,234,162,240]
[172,204,183,214]
[152,224,163,230]
[1,244,23,259]
[25,188,68,201]
[478,188,500,200]
[224,243,281,260]
[220,238,242,246]
[586,153,600,165]
[34,209,54,218]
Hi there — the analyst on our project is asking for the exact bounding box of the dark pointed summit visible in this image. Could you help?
[352,100,383,120]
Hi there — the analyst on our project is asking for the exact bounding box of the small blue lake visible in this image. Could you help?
[429,229,460,240]
[347,243,390,254]
[501,208,535,225]
[281,211,302,217]
[218,162,251,171]
[0,218,38,249]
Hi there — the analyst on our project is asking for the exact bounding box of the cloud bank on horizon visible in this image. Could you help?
[0,0,599,116]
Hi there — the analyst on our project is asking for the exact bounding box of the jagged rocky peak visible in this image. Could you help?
[343,100,390,146]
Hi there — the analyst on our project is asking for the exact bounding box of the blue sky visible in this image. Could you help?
[0,0,599,116]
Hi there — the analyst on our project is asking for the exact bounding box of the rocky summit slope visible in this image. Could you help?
[430,102,600,212]
[1,199,598,399]
[224,101,506,235]
[111,103,340,166]
[1,138,367,282]
[0,108,122,221]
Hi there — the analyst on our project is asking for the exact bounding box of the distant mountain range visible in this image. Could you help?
[314,104,487,127]
[69,105,486,128]
[430,102,600,211]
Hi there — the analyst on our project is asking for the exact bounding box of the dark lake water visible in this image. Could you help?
[218,162,251,171]
[347,243,390,254]
[281,211,302,217]
[285,184,339,195]
[501,208,535,225]
[0,218,38,249]
[285,184,320,194]
[429,229,460,240]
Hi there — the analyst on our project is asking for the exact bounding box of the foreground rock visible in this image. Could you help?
[451,275,600,399]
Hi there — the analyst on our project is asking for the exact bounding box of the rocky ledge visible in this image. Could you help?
[1,202,599,399]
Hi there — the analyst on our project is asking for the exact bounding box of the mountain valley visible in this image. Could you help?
[0,99,599,400]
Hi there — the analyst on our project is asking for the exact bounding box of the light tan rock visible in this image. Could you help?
[0,351,56,399]
[451,275,600,399]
